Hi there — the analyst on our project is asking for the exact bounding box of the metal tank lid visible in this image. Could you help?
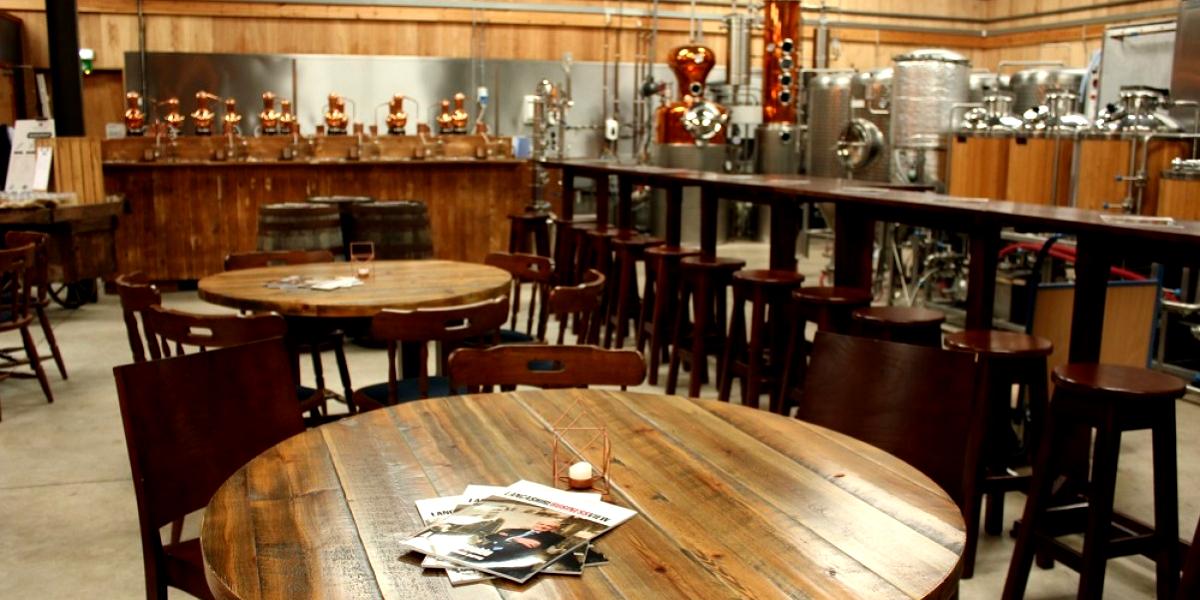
[1019,91,1091,137]
[1091,85,1181,135]
[1165,157,1200,180]
[959,95,1023,136]
[893,48,970,65]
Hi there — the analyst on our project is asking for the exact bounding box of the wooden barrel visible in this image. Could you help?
[307,196,373,258]
[1158,172,1200,220]
[1074,138,1188,214]
[948,134,1010,199]
[257,203,344,254]
[349,200,434,259]
[1005,135,1075,206]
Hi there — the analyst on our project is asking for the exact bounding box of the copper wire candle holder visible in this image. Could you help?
[550,398,612,496]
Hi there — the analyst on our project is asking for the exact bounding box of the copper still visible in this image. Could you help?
[278,100,297,135]
[436,99,454,134]
[191,91,219,135]
[451,92,469,133]
[124,91,146,136]
[221,98,242,135]
[386,94,408,135]
[325,92,349,135]
[259,92,282,135]
[761,0,800,125]
[655,45,729,145]
[159,98,185,134]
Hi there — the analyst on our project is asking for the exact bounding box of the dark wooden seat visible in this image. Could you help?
[507,211,552,257]
[114,272,161,363]
[484,251,553,343]
[0,243,52,415]
[447,344,646,392]
[544,269,606,345]
[549,216,596,286]
[113,338,305,600]
[1004,363,1186,600]
[666,255,745,398]
[1,232,66,380]
[719,269,805,413]
[851,305,945,347]
[778,286,873,413]
[637,245,700,385]
[944,329,1053,579]
[605,232,663,349]
[353,296,508,410]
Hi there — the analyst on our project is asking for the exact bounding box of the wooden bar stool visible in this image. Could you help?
[1004,364,1185,600]
[944,330,1053,580]
[637,245,700,385]
[507,211,552,257]
[777,286,874,413]
[666,256,745,398]
[605,233,663,349]
[851,305,945,347]
[718,269,805,413]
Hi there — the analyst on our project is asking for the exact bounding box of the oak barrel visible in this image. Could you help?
[307,195,373,258]
[1158,169,1200,220]
[1074,138,1187,214]
[349,200,434,259]
[1005,136,1075,206]
[256,203,344,254]
[948,134,1010,199]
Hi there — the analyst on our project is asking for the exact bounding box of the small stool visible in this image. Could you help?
[508,212,552,257]
[1003,364,1185,600]
[777,286,874,412]
[945,330,1053,580]
[605,233,663,348]
[718,269,805,413]
[851,306,945,347]
[666,256,745,398]
[637,245,700,385]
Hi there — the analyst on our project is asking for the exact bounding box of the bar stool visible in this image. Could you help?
[851,305,945,347]
[605,233,663,348]
[637,245,700,385]
[666,256,745,398]
[777,286,874,413]
[718,269,805,413]
[550,216,591,285]
[944,330,1053,580]
[1003,364,1185,600]
[508,211,552,257]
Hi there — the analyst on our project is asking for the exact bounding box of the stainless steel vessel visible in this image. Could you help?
[805,72,854,177]
[836,69,891,182]
[890,49,971,189]
[1009,68,1086,114]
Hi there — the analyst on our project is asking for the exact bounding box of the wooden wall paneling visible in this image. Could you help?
[82,70,124,138]
[1031,282,1159,384]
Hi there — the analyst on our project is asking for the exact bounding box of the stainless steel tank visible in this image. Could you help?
[969,72,1003,103]
[1009,68,1086,114]
[837,69,891,182]
[805,71,854,177]
[890,49,971,188]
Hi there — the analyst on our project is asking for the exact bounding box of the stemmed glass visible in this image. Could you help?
[349,241,375,281]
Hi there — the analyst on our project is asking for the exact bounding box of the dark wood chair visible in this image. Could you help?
[484,251,553,343]
[353,296,509,410]
[543,269,606,345]
[1180,517,1200,599]
[447,344,646,392]
[1,231,66,379]
[114,272,163,363]
[223,249,335,271]
[798,332,985,557]
[113,338,305,600]
[0,243,53,414]
[507,211,551,257]
[851,305,945,347]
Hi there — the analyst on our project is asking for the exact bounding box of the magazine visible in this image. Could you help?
[403,480,637,583]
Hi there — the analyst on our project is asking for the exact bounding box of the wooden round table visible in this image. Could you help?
[197,259,512,317]
[201,390,965,599]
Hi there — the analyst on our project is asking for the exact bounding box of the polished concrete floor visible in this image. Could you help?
[0,241,1197,599]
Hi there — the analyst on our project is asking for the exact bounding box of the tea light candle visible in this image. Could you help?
[567,461,594,489]
[356,266,371,278]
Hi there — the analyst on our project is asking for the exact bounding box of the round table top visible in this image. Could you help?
[200,390,965,599]
[197,259,512,318]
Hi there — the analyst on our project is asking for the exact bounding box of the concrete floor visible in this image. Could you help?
[0,240,1197,599]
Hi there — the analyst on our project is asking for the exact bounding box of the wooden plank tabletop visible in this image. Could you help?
[200,390,965,600]
[197,259,512,317]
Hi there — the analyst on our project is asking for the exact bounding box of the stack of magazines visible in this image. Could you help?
[402,480,637,585]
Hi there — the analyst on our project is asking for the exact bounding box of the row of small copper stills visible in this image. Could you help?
[122,90,477,137]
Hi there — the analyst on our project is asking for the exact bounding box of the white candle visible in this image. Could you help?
[567,461,594,488]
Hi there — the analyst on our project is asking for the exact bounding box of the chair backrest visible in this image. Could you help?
[370,296,509,400]
[0,243,34,326]
[448,344,646,392]
[224,249,334,271]
[544,269,606,345]
[5,231,49,301]
[114,272,162,363]
[141,305,288,360]
[798,331,984,507]
[112,338,304,597]
[485,251,553,337]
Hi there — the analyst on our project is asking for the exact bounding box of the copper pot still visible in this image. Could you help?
[260,91,282,135]
[387,94,408,135]
[159,97,185,134]
[278,99,297,135]
[451,92,470,134]
[191,91,220,135]
[655,45,729,145]
[124,91,146,136]
[222,98,242,135]
[325,92,349,135]
[762,0,801,125]
[436,99,454,134]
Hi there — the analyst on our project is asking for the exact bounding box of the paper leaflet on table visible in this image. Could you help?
[404,480,636,583]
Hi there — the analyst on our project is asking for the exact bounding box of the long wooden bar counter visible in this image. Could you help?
[546,159,1200,365]
[103,135,527,281]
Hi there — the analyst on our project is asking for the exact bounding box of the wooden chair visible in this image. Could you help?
[114,272,162,363]
[447,344,646,392]
[1180,516,1200,599]
[484,251,553,343]
[353,296,509,410]
[0,231,66,379]
[0,243,53,414]
[223,249,335,271]
[113,338,305,600]
[543,269,606,345]
[798,332,985,566]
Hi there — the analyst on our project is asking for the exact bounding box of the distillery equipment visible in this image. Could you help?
[1004,91,1089,205]
[259,92,281,135]
[756,0,802,174]
[1157,158,1200,219]
[890,49,971,190]
[221,98,242,135]
[159,97,185,134]
[387,94,408,135]
[324,92,350,135]
[278,99,297,135]
[1008,67,1087,114]
[451,92,470,134]
[436,99,454,134]
[947,94,1022,199]
[191,91,219,135]
[805,71,854,178]
[836,69,892,182]
[124,91,146,136]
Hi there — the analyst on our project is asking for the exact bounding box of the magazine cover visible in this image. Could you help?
[413,494,493,585]
[402,480,636,583]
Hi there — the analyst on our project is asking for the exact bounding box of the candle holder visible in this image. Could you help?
[349,241,375,281]
[550,397,612,496]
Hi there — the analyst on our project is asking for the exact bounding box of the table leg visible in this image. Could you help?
[700,187,718,259]
[617,176,634,232]
[965,226,1001,330]
[1068,235,1111,363]
[554,169,579,284]
[833,204,875,289]
[560,168,575,221]
[769,196,799,271]
[665,184,683,248]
